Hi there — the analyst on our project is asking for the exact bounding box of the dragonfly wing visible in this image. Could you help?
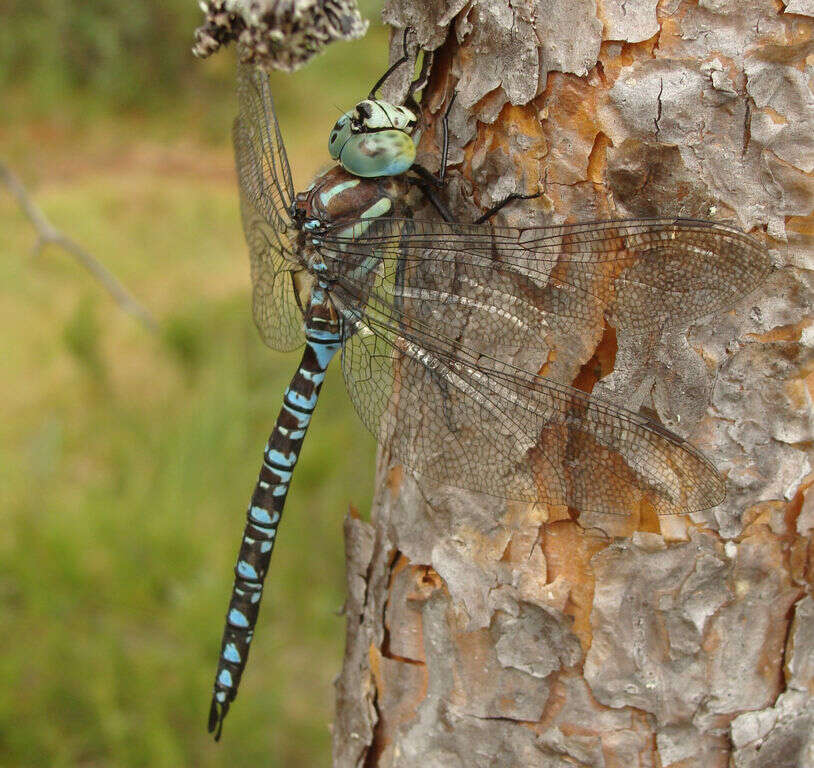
[318,216,750,516]
[517,218,771,333]
[335,291,724,517]
[236,61,295,231]
[234,61,304,351]
[320,217,771,340]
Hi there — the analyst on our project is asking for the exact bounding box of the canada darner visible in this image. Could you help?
[208,43,771,739]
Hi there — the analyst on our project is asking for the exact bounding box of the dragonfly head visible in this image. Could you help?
[328,99,417,178]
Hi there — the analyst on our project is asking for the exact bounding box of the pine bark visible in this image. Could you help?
[333,2,813,767]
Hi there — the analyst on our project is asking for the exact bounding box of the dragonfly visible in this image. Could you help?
[208,38,771,739]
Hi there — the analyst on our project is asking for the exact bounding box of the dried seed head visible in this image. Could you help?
[192,0,368,72]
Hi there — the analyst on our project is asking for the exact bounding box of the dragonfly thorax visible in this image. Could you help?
[294,165,402,231]
[328,99,417,178]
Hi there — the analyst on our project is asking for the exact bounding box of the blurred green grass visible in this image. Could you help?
[1,3,389,766]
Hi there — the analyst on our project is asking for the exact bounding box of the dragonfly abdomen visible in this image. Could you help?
[209,291,341,740]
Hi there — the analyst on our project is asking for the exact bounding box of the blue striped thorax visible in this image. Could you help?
[328,99,418,178]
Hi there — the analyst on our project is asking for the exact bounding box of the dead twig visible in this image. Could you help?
[1,161,158,332]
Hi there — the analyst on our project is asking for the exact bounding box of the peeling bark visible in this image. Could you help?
[333,2,813,767]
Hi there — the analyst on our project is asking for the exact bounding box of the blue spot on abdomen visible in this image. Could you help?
[218,669,233,688]
[223,643,241,664]
[237,561,259,580]
[228,609,250,628]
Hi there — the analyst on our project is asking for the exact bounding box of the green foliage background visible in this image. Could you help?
[1,2,388,765]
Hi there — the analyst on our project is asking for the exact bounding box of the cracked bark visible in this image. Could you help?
[333,2,813,767]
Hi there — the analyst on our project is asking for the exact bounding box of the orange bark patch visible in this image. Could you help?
[571,323,618,394]
[384,557,442,664]
[368,642,384,691]
[537,346,559,379]
[544,73,602,157]
[786,211,814,237]
[367,644,429,760]
[541,522,607,653]
[749,319,812,343]
[385,464,403,497]
[638,500,661,535]
[587,131,612,184]
[653,11,694,59]
[762,105,790,125]
[376,656,428,751]
[467,100,548,194]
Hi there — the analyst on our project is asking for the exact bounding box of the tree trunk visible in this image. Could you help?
[333,2,813,767]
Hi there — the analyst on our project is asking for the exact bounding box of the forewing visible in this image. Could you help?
[320,217,771,342]
[234,61,304,351]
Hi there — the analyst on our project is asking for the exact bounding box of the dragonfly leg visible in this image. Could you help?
[409,176,454,222]
[407,94,458,220]
[368,26,413,99]
[411,163,445,188]
[404,47,434,114]
[473,191,543,225]
[437,92,456,183]
[409,92,457,186]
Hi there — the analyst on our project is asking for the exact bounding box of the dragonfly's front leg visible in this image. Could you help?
[473,192,544,224]
[408,86,541,226]
[407,175,454,222]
